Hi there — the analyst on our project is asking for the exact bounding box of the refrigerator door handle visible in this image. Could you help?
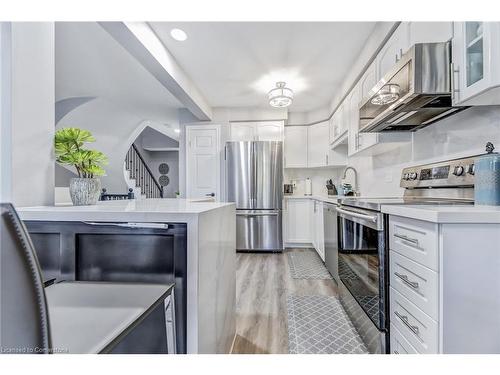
[236,212,279,217]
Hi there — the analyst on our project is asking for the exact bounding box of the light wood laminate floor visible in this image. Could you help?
[232,248,338,354]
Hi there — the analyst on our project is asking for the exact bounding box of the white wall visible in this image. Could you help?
[0,23,12,203]
[56,22,182,193]
[58,99,180,193]
[9,23,55,207]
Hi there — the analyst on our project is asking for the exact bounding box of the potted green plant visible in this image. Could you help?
[55,127,108,206]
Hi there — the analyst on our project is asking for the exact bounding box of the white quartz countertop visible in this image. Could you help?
[18,198,235,222]
[381,204,500,223]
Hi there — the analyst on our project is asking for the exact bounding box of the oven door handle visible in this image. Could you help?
[336,207,378,223]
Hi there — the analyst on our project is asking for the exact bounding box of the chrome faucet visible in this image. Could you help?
[342,166,359,196]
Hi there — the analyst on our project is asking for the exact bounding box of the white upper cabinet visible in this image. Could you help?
[307,121,329,167]
[230,122,256,141]
[408,22,453,44]
[255,121,283,141]
[376,23,410,79]
[452,22,500,106]
[330,102,347,146]
[351,61,379,155]
[284,126,308,168]
[230,121,283,141]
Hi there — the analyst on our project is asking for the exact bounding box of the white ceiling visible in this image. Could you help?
[149,22,378,112]
[56,22,182,111]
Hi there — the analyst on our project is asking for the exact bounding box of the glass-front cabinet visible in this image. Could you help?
[452,22,500,105]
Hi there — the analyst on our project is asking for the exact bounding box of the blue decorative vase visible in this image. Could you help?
[475,143,500,206]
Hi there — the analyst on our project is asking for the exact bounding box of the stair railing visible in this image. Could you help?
[125,144,163,198]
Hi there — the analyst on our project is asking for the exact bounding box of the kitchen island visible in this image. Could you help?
[18,199,236,354]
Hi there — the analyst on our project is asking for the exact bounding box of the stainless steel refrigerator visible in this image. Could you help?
[225,141,283,252]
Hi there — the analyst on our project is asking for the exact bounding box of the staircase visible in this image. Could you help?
[124,144,163,199]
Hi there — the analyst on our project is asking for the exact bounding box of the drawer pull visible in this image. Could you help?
[394,233,419,246]
[394,272,419,289]
[394,311,420,336]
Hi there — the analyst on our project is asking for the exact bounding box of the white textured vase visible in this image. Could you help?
[69,178,101,206]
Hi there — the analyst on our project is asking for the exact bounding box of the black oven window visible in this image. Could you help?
[338,218,382,328]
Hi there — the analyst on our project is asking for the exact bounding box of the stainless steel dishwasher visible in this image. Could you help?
[323,202,339,281]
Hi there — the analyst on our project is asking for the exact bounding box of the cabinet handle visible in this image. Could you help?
[394,233,419,246]
[394,311,420,336]
[394,271,419,289]
[325,154,329,165]
[450,62,460,102]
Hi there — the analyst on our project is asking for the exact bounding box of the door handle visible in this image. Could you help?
[336,207,378,223]
[205,193,215,197]
[394,311,420,336]
[83,222,169,229]
[394,233,419,246]
[236,212,279,217]
[394,271,419,289]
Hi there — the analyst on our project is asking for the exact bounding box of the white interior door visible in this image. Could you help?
[186,125,221,200]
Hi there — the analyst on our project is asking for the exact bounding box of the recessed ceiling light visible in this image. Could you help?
[170,28,187,42]
[174,128,181,134]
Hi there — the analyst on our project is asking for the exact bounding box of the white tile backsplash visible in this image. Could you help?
[284,168,342,198]
[285,106,500,198]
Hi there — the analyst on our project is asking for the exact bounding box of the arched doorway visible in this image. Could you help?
[124,125,180,199]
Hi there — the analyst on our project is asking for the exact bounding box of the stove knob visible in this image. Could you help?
[467,164,475,175]
[403,173,409,181]
[453,166,465,176]
[409,172,418,180]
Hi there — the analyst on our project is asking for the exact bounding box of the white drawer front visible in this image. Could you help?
[390,251,438,320]
[390,324,419,354]
[390,287,438,354]
[389,216,438,271]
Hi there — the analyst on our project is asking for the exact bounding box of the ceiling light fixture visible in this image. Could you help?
[268,82,294,108]
[170,28,188,42]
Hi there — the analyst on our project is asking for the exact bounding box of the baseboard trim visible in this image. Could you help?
[284,242,313,248]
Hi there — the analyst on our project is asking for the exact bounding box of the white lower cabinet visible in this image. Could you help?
[390,287,438,354]
[390,324,418,354]
[284,198,325,262]
[284,198,312,244]
[389,215,439,354]
[312,200,324,261]
[389,214,500,354]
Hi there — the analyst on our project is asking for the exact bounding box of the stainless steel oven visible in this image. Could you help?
[336,205,389,353]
